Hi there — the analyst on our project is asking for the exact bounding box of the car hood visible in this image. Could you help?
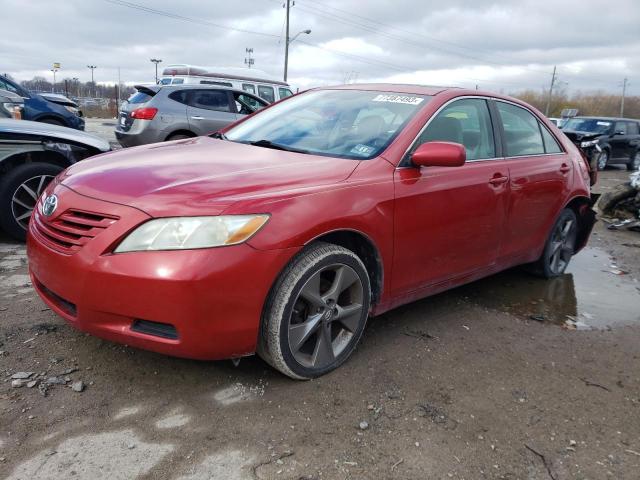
[0,119,108,151]
[60,136,360,217]
[562,130,602,143]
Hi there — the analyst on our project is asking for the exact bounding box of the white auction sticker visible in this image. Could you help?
[372,94,424,105]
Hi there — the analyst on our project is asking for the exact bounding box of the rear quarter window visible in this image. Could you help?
[258,85,275,103]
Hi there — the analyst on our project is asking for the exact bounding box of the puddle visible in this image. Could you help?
[458,247,640,330]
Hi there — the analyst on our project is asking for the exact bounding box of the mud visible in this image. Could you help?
[1,168,640,479]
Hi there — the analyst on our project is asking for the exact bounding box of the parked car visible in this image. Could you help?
[115,84,269,147]
[0,119,109,240]
[28,85,596,379]
[562,116,640,171]
[0,75,85,130]
[0,89,24,119]
[160,64,294,102]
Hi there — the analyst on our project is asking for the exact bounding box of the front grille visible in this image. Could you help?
[33,209,119,254]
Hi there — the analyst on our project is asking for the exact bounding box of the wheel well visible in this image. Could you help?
[1,151,70,174]
[309,230,383,305]
[165,130,196,141]
[564,196,594,252]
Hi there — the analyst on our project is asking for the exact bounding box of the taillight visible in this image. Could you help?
[130,107,158,120]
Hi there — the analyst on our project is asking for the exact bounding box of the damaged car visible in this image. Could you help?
[0,119,110,240]
[562,116,640,171]
[27,85,596,379]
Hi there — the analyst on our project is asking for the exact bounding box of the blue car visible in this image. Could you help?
[0,75,85,130]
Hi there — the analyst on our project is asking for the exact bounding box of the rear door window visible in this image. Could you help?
[496,102,545,156]
[168,90,188,105]
[626,121,638,135]
[187,90,231,112]
[242,84,256,94]
[257,85,275,103]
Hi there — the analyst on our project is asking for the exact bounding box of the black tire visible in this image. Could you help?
[38,118,65,127]
[166,133,194,141]
[627,151,640,171]
[596,150,609,171]
[259,242,371,380]
[0,163,64,241]
[528,209,578,279]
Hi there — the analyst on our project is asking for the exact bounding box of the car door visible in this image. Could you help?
[392,97,509,295]
[609,121,630,160]
[493,100,570,262]
[186,89,237,135]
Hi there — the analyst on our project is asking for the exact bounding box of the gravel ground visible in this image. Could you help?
[1,163,639,479]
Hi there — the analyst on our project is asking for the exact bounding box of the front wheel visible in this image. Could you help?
[0,163,63,241]
[529,209,578,278]
[259,243,371,379]
[627,151,640,171]
[596,150,609,171]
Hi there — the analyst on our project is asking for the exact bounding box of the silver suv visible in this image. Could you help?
[115,84,269,147]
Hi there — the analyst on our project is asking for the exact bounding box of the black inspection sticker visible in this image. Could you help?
[372,94,424,105]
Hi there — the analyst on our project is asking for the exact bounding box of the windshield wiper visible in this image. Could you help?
[249,139,309,154]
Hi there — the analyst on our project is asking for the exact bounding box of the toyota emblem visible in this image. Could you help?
[42,194,58,217]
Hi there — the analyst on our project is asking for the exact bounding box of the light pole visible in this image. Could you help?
[150,58,162,83]
[87,65,97,97]
[284,28,311,82]
[51,62,60,93]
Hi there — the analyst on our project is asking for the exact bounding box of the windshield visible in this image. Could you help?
[564,118,612,134]
[225,89,431,160]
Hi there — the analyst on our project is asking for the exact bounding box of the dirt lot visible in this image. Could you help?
[1,167,640,480]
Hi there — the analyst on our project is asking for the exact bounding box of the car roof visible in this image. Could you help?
[570,116,639,122]
[134,84,264,94]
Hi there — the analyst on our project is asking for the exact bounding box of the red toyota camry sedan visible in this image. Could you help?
[27,84,595,379]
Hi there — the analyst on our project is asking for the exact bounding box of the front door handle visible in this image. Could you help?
[560,163,571,174]
[489,174,508,186]
[191,116,204,120]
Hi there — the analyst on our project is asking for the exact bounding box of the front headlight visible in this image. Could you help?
[114,215,269,253]
[64,105,79,115]
[580,139,599,148]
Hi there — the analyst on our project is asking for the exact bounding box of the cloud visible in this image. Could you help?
[1,0,637,95]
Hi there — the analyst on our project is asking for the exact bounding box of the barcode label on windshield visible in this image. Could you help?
[372,94,424,105]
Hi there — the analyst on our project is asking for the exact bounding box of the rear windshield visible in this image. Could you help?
[226,89,431,160]
[127,90,155,104]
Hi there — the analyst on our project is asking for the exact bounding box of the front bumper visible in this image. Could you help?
[27,185,297,360]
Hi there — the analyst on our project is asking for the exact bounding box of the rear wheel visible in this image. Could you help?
[259,243,371,379]
[166,132,194,141]
[596,150,609,171]
[627,151,640,171]
[528,209,578,278]
[0,163,63,241]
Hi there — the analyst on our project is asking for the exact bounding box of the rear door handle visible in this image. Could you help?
[191,116,204,120]
[489,175,508,186]
[560,163,571,173]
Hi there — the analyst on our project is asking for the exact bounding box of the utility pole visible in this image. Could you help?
[150,59,162,83]
[283,0,291,82]
[620,77,628,117]
[545,65,557,117]
[87,65,97,97]
[245,48,254,68]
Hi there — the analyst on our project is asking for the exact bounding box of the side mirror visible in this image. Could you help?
[411,141,466,168]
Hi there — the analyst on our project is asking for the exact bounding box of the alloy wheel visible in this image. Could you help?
[597,151,608,170]
[11,175,53,230]
[548,216,576,275]
[287,264,364,369]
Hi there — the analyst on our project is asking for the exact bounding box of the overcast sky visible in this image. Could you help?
[2,0,638,95]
